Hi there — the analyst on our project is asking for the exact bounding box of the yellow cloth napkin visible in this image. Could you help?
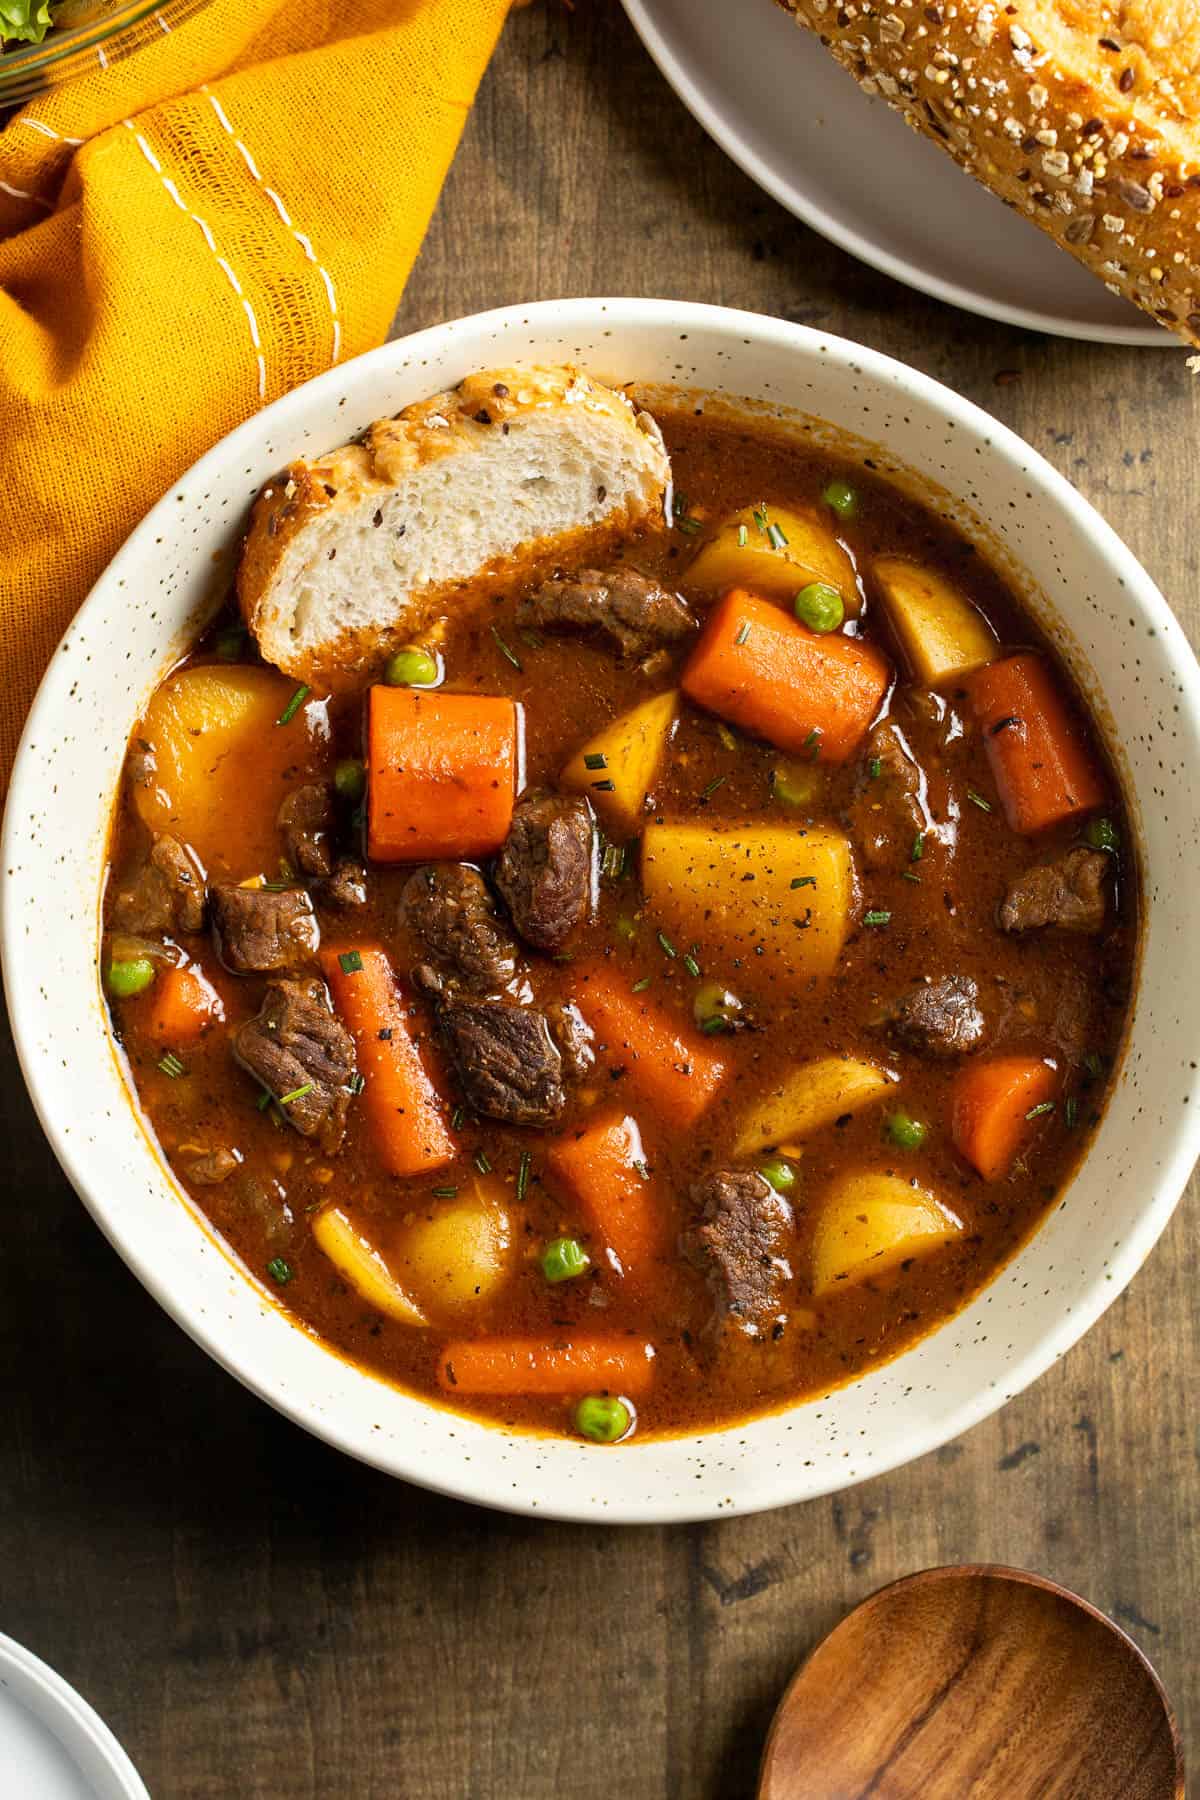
[0,0,509,775]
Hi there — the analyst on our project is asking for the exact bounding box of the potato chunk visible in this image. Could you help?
[640,822,855,993]
[734,1056,894,1156]
[687,504,859,614]
[561,690,678,834]
[312,1205,428,1327]
[872,556,997,686]
[811,1171,963,1295]
[133,664,317,879]
[390,1183,516,1321]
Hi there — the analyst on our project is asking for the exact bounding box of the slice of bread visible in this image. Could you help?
[239,365,671,683]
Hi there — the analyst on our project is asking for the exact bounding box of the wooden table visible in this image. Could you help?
[2,7,1195,1794]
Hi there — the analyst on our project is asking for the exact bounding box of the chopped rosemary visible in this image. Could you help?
[967,789,993,813]
[256,1088,273,1111]
[902,871,921,884]
[734,621,751,646]
[348,1072,366,1096]
[631,975,651,993]
[278,1083,313,1106]
[591,778,615,792]
[911,833,924,862]
[1025,1100,1055,1121]
[1083,1051,1104,1082]
[474,1149,492,1175]
[737,524,748,548]
[791,875,816,889]
[276,684,310,726]
[1065,1095,1079,1129]
[752,504,769,534]
[716,722,739,752]
[266,1257,293,1285]
[490,625,523,671]
[863,910,891,927]
[657,930,677,959]
[675,514,703,535]
[338,949,363,974]
[583,751,608,770]
[869,757,883,780]
[701,775,726,799]
[601,842,626,880]
[431,1185,458,1199]
[517,1150,532,1203]
[451,1104,466,1130]
[803,729,821,752]
[157,1051,185,1078]
[765,521,788,551]
[683,953,702,979]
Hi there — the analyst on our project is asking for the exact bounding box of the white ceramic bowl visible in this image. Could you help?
[5,300,1199,1524]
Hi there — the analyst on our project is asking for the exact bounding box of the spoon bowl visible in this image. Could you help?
[758,1565,1184,1800]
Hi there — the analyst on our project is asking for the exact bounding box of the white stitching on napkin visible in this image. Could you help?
[123,120,267,399]
[201,86,342,366]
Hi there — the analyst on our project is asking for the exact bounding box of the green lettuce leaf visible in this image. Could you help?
[0,0,55,47]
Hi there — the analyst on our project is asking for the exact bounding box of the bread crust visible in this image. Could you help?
[238,365,670,681]
[778,0,1200,350]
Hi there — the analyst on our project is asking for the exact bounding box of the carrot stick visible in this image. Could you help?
[366,685,518,863]
[437,1335,656,1397]
[320,944,455,1176]
[969,653,1105,834]
[950,1055,1058,1180]
[681,588,889,762]
[576,964,728,1129]
[142,965,224,1042]
[547,1112,662,1279]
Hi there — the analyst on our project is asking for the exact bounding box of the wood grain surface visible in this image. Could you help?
[1,6,1196,1796]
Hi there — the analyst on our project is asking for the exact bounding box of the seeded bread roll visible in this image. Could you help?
[239,366,671,683]
[778,0,1200,352]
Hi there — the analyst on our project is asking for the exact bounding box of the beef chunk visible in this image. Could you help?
[440,1001,565,1126]
[518,567,696,660]
[278,783,335,877]
[548,1001,595,1081]
[400,863,517,995]
[181,1147,241,1185]
[846,721,924,870]
[233,976,356,1154]
[494,792,593,952]
[211,883,319,973]
[316,857,368,911]
[890,975,986,1059]
[111,834,205,937]
[684,1170,794,1340]
[999,847,1110,935]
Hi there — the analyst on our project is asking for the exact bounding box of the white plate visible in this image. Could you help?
[621,0,1170,346]
[0,1633,149,1800]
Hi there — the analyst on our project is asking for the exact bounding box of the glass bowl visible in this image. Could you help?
[0,0,211,109]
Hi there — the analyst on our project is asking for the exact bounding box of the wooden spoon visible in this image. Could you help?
[758,1564,1183,1800]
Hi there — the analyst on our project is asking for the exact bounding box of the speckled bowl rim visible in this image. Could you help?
[5,298,1200,1524]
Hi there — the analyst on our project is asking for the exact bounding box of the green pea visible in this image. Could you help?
[574,1394,631,1444]
[886,1110,926,1151]
[105,957,156,999]
[794,582,845,635]
[692,981,742,1035]
[771,764,821,809]
[822,479,859,519]
[214,625,248,662]
[758,1157,796,1195]
[541,1237,590,1283]
[334,757,367,803]
[383,646,439,688]
[1085,816,1119,854]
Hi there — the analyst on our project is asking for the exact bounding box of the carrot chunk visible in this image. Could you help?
[547,1112,662,1279]
[437,1335,656,1397]
[680,588,889,762]
[142,965,224,1042]
[969,652,1105,834]
[575,964,728,1129]
[320,944,454,1176]
[366,686,518,863]
[950,1055,1058,1180]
